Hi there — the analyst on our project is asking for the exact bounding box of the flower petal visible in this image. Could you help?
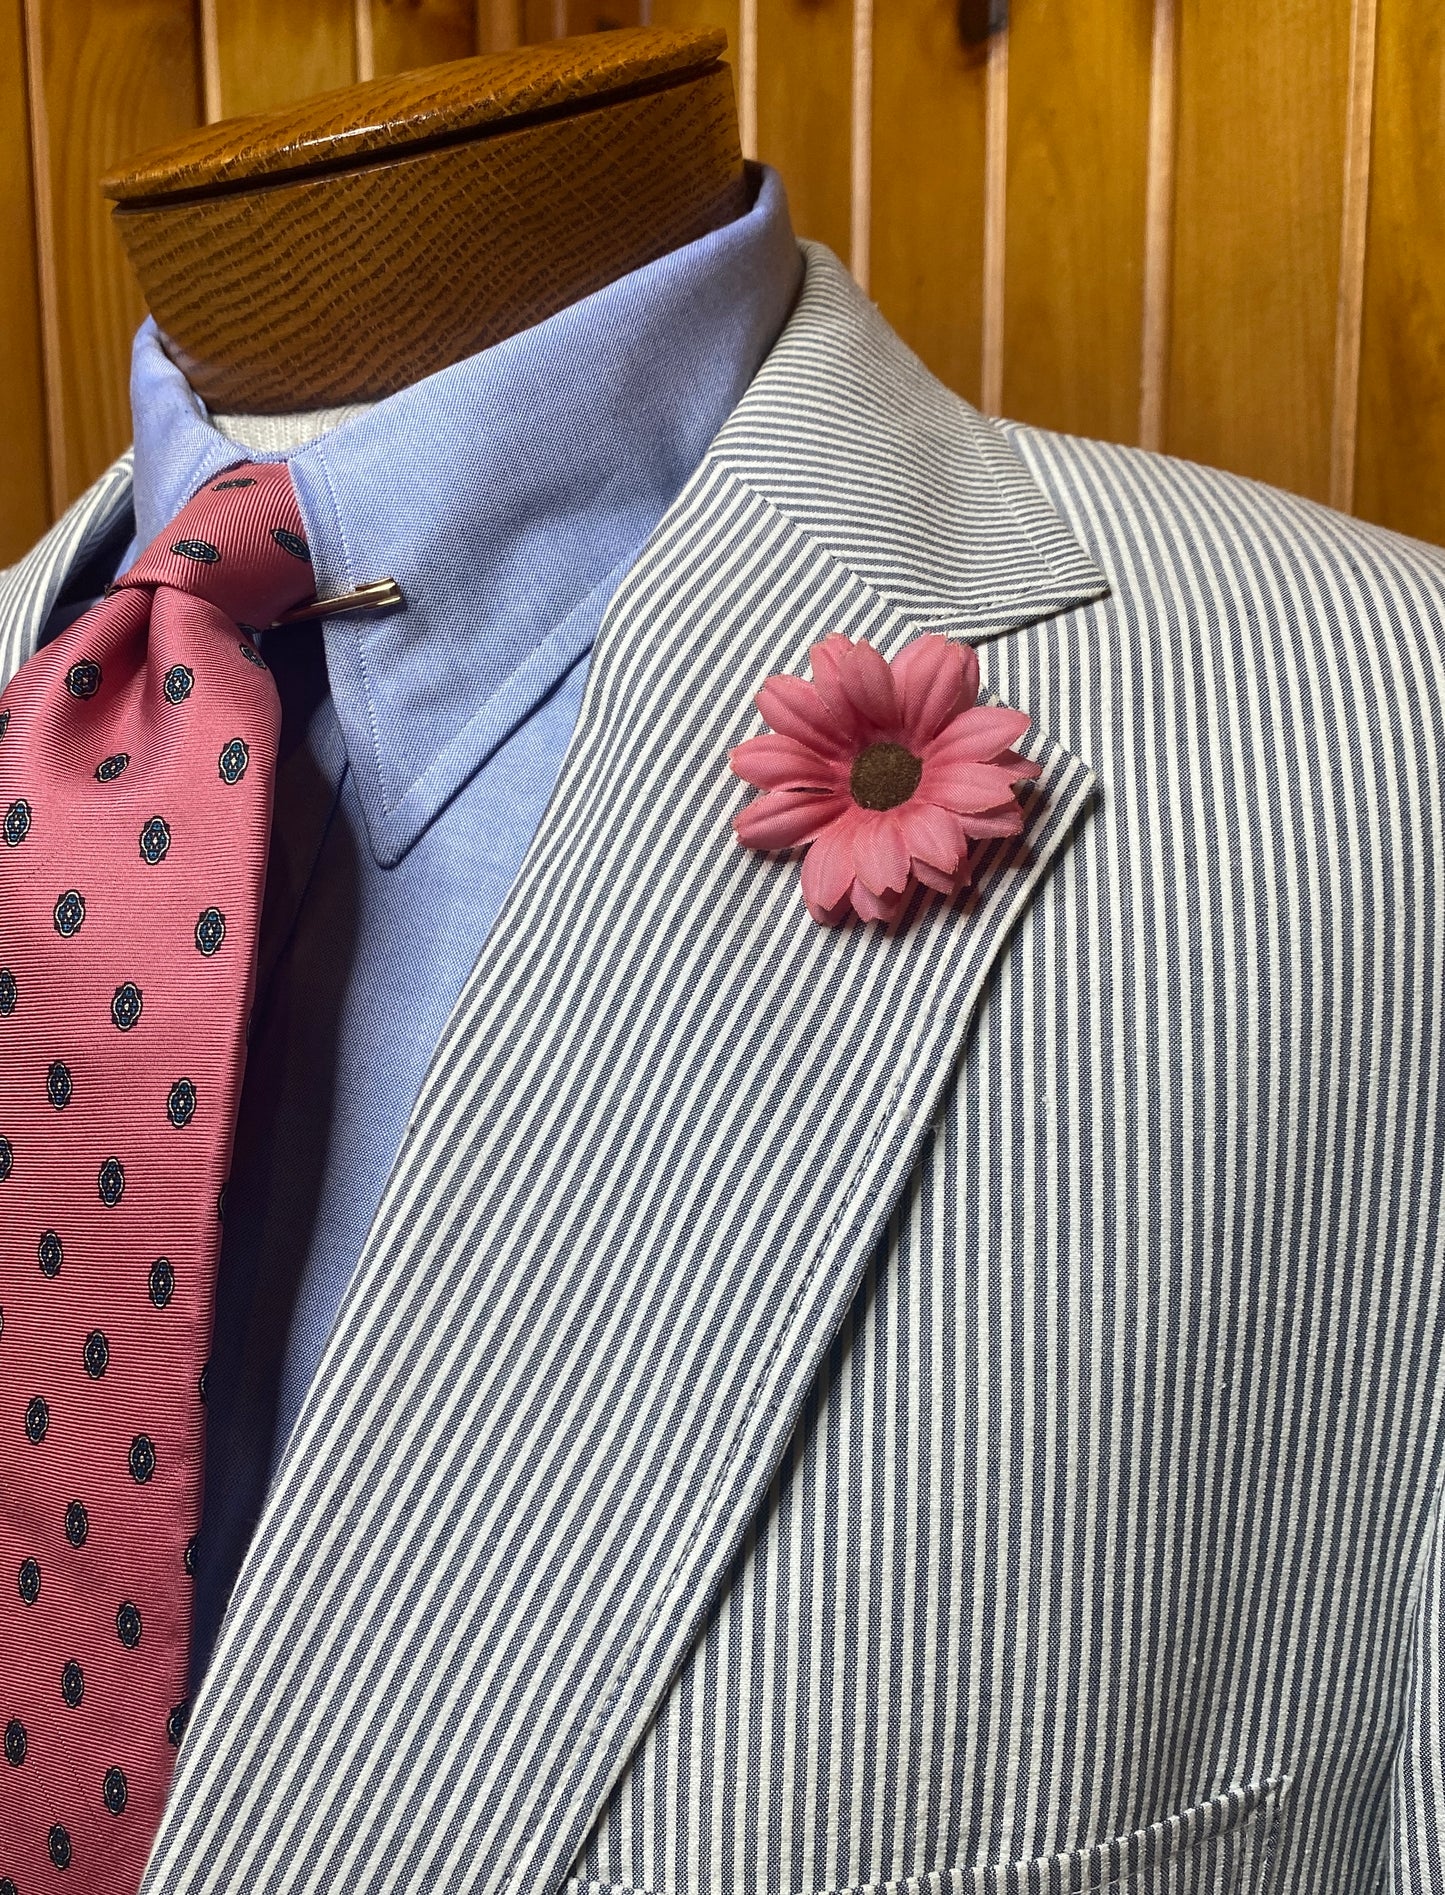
[895,798,966,873]
[808,635,867,738]
[893,635,966,747]
[851,809,911,896]
[958,801,1026,839]
[801,810,862,920]
[913,851,966,894]
[730,731,844,791]
[734,788,848,850]
[837,639,901,733]
[994,746,1044,782]
[923,704,1032,765]
[851,876,910,924]
[919,758,1023,813]
[756,674,851,755]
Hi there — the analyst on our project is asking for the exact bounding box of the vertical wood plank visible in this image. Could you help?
[369,0,477,72]
[1167,0,1352,503]
[213,0,354,116]
[520,0,640,34]
[1000,0,1153,445]
[870,0,989,406]
[0,0,49,561]
[849,0,873,292]
[1354,0,1444,545]
[979,19,1007,415]
[1138,0,1177,450]
[755,0,852,258]
[477,0,521,48]
[1327,0,1378,510]
[25,0,201,512]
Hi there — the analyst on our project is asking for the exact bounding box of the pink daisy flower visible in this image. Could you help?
[730,633,1043,926]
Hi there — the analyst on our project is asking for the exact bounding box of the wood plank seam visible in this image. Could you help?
[737,0,757,161]
[1138,0,1176,452]
[849,0,872,292]
[21,0,64,518]
[199,0,223,122]
[980,16,1008,417]
[354,0,376,83]
[1329,0,1379,514]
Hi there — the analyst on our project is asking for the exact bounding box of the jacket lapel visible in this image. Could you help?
[0,450,135,691]
[87,248,1106,1895]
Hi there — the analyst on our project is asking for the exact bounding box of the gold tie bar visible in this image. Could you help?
[266,577,405,629]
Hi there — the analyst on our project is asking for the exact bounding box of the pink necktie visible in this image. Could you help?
[0,463,316,1895]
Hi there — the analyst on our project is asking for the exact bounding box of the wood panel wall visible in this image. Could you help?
[3,0,1442,567]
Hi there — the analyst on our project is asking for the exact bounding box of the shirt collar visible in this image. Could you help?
[129,165,803,865]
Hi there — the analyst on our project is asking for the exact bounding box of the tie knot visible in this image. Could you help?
[116,461,317,632]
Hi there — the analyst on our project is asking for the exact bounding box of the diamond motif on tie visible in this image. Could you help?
[98,1157,125,1206]
[0,458,312,1895]
[238,640,267,669]
[4,1722,25,1763]
[111,982,143,1031]
[218,738,249,784]
[53,889,85,936]
[0,707,8,738]
[139,816,171,864]
[195,907,226,956]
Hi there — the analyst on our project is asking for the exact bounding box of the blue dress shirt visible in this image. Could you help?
[118,167,801,1686]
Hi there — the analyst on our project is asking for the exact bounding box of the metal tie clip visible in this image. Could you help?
[265,577,405,629]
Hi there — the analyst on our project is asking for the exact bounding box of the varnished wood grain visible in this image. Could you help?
[370,0,478,74]
[1138,0,1177,451]
[1168,0,1352,502]
[212,0,355,118]
[870,0,988,406]
[24,0,200,511]
[477,1,523,49]
[112,63,746,409]
[755,0,851,260]
[1000,0,1152,445]
[0,0,48,562]
[1354,0,1445,545]
[650,0,740,63]
[106,24,723,196]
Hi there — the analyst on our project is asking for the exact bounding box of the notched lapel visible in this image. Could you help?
[140,254,1105,1895]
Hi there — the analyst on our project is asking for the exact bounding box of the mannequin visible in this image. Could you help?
[98,27,749,414]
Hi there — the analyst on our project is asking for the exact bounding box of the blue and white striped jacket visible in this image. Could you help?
[3,244,1443,1895]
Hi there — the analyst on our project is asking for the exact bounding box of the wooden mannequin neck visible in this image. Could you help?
[100,28,748,415]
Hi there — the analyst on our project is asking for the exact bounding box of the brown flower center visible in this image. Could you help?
[849,741,923,811]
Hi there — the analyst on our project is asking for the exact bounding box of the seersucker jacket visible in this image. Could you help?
[2,243,1443,1895]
